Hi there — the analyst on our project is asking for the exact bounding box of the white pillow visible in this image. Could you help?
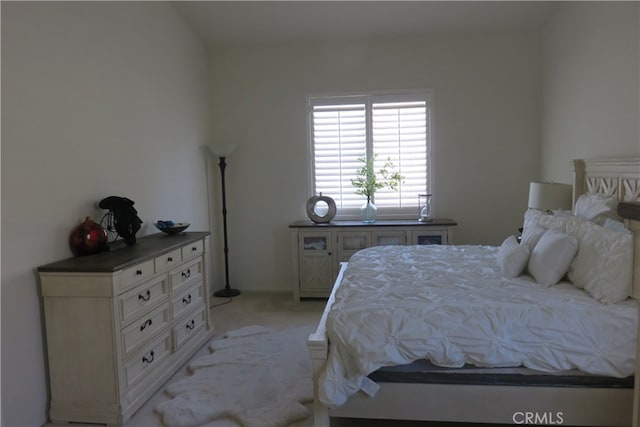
[520,223,546,252]
[528,229,578,286]
[573,193,620,225]
[523,209,570,232]
[497,235,530,278]
[566,216,632,304]
[521,209,570,252]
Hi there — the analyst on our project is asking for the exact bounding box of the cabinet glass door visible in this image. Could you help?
[337,231,371,263]
[372,230,407,246]
[303,236,328,251]
[299,231,334,296]
[411,229,448,245]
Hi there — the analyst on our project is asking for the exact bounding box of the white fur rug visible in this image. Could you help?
[155,325,314,427]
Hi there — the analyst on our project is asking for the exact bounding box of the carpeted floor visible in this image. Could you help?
[121,292,324,427]
[46,292,509,427]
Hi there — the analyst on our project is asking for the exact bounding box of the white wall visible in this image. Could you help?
[1,2,213,425]
[541,2,640,183]
[209,33,543,293]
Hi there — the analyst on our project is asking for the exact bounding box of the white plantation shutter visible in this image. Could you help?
[371,99,428,208]
[311,102,367,209]
[309,92,430,215]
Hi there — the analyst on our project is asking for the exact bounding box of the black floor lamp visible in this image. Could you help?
[206,144,241,298]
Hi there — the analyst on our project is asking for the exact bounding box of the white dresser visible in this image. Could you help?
[38,232,214,425]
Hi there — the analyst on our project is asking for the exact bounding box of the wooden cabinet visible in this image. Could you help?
[290,219,457,300]
[38,232,214,426]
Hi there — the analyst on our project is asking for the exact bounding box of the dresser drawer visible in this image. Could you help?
[182,239,204,260]
[171,282,204,320]
[120,260,155,291]
[154,248,182,272]
[119,276,168,326]
[121,304,171,360]
[173,305,207,351]
[169,258,203,293]
[123,331,172,390]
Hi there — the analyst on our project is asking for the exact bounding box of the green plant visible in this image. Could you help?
[351,155,404,200]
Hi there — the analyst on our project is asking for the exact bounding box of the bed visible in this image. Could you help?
[308,157,640,427]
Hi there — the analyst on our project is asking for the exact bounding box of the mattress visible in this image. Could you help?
[319,245,638,408]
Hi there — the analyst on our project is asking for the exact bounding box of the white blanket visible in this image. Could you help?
[319,245,638,408]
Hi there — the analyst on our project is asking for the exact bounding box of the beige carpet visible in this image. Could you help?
[116,292,510,427]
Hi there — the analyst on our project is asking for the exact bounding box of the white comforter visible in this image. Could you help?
[319,245,638,408]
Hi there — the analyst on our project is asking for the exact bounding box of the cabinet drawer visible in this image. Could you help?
[121,304,171,360]
[119,276,168,326]
[173,305,206,351]
[154,248,182,272]
[120,260,155,291]
[169,258,203,293]
[171,282,204,320]
[123,331,171,390]
[181,240,204,260]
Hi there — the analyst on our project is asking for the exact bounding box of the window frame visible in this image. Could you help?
[307,89,433,220]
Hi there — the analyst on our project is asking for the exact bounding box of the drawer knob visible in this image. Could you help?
[191,246,197,252]
[136,269,143,276]
[167,257,173,262]
[182,294,192,304]
[181,269,191,279]
[138,290,151,302]
[140,318,153,331]
[186,319,195,330]
[142,350,155,364]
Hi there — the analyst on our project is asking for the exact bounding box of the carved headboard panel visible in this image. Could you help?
[573,157,640,299]
[573,158,640,204]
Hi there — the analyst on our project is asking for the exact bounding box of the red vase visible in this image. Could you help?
[69,216,109,256]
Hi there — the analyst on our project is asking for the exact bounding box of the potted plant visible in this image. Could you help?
[351,155,403,223]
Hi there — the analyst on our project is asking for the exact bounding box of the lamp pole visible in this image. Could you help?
[214,156,241,297]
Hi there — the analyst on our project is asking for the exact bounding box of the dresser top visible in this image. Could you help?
[38,232,209,273]
[289,218,457,228]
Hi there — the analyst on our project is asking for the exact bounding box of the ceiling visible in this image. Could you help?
[172,1,561,46]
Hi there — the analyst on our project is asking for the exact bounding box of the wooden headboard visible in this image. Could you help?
[573,157,640,299]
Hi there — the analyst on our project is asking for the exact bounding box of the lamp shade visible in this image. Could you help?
[528,182,573,211]
[206,144,237,158]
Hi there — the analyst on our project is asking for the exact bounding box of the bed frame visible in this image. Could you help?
[308,157,640,427]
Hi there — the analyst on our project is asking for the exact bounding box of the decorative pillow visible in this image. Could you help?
[497,235,530,278]
[523,208,544,229]
[573,193,620,225]
[566,216,632,304]
[521,209,570,252]
[528,230,578,286]
[520,223,546,252]
[523,209,570,231]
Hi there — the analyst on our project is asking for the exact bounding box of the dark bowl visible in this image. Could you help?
[154,222,190,235]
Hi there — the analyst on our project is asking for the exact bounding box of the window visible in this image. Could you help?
[308,91,431,217]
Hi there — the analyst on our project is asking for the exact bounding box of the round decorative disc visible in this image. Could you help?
[306,194,337,224]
